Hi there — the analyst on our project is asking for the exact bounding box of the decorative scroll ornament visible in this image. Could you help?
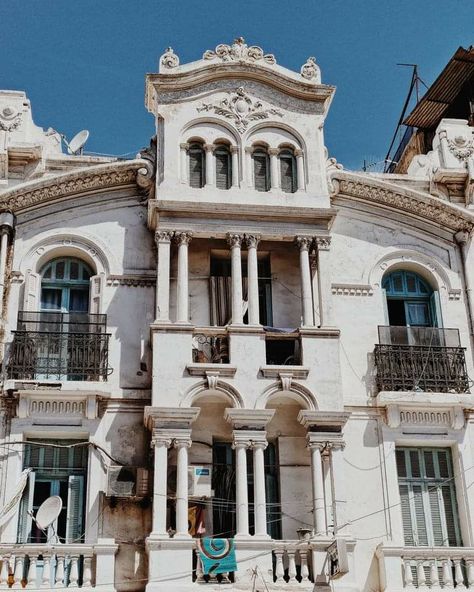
[447,135,474,162]
[197,87,282,133]
[0,106,22,131]
[203,37,276,65]
[300,56,320,82]
[160,47,179,69]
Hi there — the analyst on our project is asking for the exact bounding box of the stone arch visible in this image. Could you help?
[256,381,317,410]
[181,118,240,146]
[181,379,244,409]
[245,122,306,153]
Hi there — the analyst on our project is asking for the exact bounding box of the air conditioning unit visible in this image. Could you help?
[106,466,149,499]
[188,465,212,498]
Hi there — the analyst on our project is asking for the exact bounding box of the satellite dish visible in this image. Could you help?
[35,496,63,530]
[67,130,89,155]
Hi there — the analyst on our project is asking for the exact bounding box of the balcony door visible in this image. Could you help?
[39,258,92,379]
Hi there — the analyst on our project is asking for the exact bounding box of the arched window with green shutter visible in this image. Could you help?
[40,257,92,313]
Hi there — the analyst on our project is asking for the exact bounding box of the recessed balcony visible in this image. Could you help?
[374,326,469,394]
[6,311,111,382]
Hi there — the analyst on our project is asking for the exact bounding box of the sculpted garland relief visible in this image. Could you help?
[197,87,283,133]
[203,37,276,65]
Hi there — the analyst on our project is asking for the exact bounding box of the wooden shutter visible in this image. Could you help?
[215,150,231,190]
[17,471,35,543]
[89,273,104,315]
[280,154,296,193]
[66,475,84,544]
[430,291,444,328]
[189,147,205,188]
[399,484,415,545]
[23,270,40,311]
[253,153,269,192]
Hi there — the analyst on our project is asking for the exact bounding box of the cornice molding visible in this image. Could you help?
[331,171,474,234]
[0,160,147,214]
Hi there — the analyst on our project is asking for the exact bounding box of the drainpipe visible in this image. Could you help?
[455,231,474,350]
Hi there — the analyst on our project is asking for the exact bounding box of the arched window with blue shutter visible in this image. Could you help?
[40,257,92,313]
[382,270,441,327]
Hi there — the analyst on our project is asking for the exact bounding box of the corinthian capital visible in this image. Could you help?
[155,230,173,244]
[244,234,260,249]
[295,236,313,252]
[315,236,331,251]
[227,233,243,248]
[175,231,193,246]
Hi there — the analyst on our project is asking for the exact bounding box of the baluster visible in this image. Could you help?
[54,555,65,588]
[430,560,440,590]
[195,552,205,583]
[83,556,92,588]
[417,560,427,588]
[466,559,474,588]
[442,558,454,588]
[69,557,79,587]
[300,549,310,582]
[288,550,297,583]
[403,559,414,589]
[41,555,51,588]
[274,550,285,583]
[12,556,24,589]
[0,557,9,587]
[26,555,37,589]
[220,572,231,584]
[454,559,466,589]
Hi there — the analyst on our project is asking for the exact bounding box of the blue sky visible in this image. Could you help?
[1,1,472,170]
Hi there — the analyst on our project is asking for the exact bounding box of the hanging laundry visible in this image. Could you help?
[196,538,237,575]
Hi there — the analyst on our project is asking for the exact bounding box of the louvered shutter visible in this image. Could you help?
[253,153,269,192]
[399,484,415,545]
[441,485,460,546]
[215,150,231,190]
[189,148,205,188]
[89,274,104,315]
[412,485,429,545]
[280,155,295,193]
[66,475,84,544]
[17,471,35,543]
[23,270,41,311]
[428,487,444,545]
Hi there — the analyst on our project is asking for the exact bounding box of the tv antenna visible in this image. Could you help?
[61,130,90,155]
[29,495,63,544]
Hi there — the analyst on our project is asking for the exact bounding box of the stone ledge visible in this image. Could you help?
[186,363,237,377]
[260,365,309,379]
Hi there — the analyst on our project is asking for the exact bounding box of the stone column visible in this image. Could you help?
[296,236,314,327]
[252,439,269,538]
[151,434,172,535]
[204,144,215,187]
[329,441,347,534]
[155,231,173,322]
[245,234,260,326]
[308,436,326,536]
[227,233,244,325]
[233,433,250,538]
[175,232,192,324]
[295,149,305,191]
[245,147,253,188]
[180,143,189,184]
[175,436,192,537]
[0,227,10,317]
[269,148,279,190]
[231,146,239,188]
[316,237,333,327]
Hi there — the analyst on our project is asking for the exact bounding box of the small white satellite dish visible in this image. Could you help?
[66,130,89,155]
[35,495,63,530]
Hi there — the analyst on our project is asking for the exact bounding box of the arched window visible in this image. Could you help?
[215,145,232,190]
[279,149,297,193]
[253,148,270,192]
[40,257,92,313]
[189,143,205,188]
[382,270,438,327]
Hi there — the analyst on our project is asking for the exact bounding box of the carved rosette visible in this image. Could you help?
[203,37,276,65]
[0,106,22,131]
[160,47,179,69]
[197,87,282,133]
[300,57,320,82]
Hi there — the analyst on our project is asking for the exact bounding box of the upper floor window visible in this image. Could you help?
[253,148,270,192]
[383,270,437,327]
[40,257,92,313]
[279,149,297,193]
[215,145,232,190]
[189,142,205,188]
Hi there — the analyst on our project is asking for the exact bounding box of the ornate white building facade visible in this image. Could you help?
[0,39,474,591]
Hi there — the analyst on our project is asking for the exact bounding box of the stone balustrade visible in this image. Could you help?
[378,545,474,590]
[0,540,117,590]
[273,540,312,585]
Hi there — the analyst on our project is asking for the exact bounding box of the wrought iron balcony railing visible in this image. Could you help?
[6,311,111,381]
[192,330,230,364]
[374,326,469,393]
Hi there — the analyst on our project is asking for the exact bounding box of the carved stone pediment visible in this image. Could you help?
[203,37,276,65]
